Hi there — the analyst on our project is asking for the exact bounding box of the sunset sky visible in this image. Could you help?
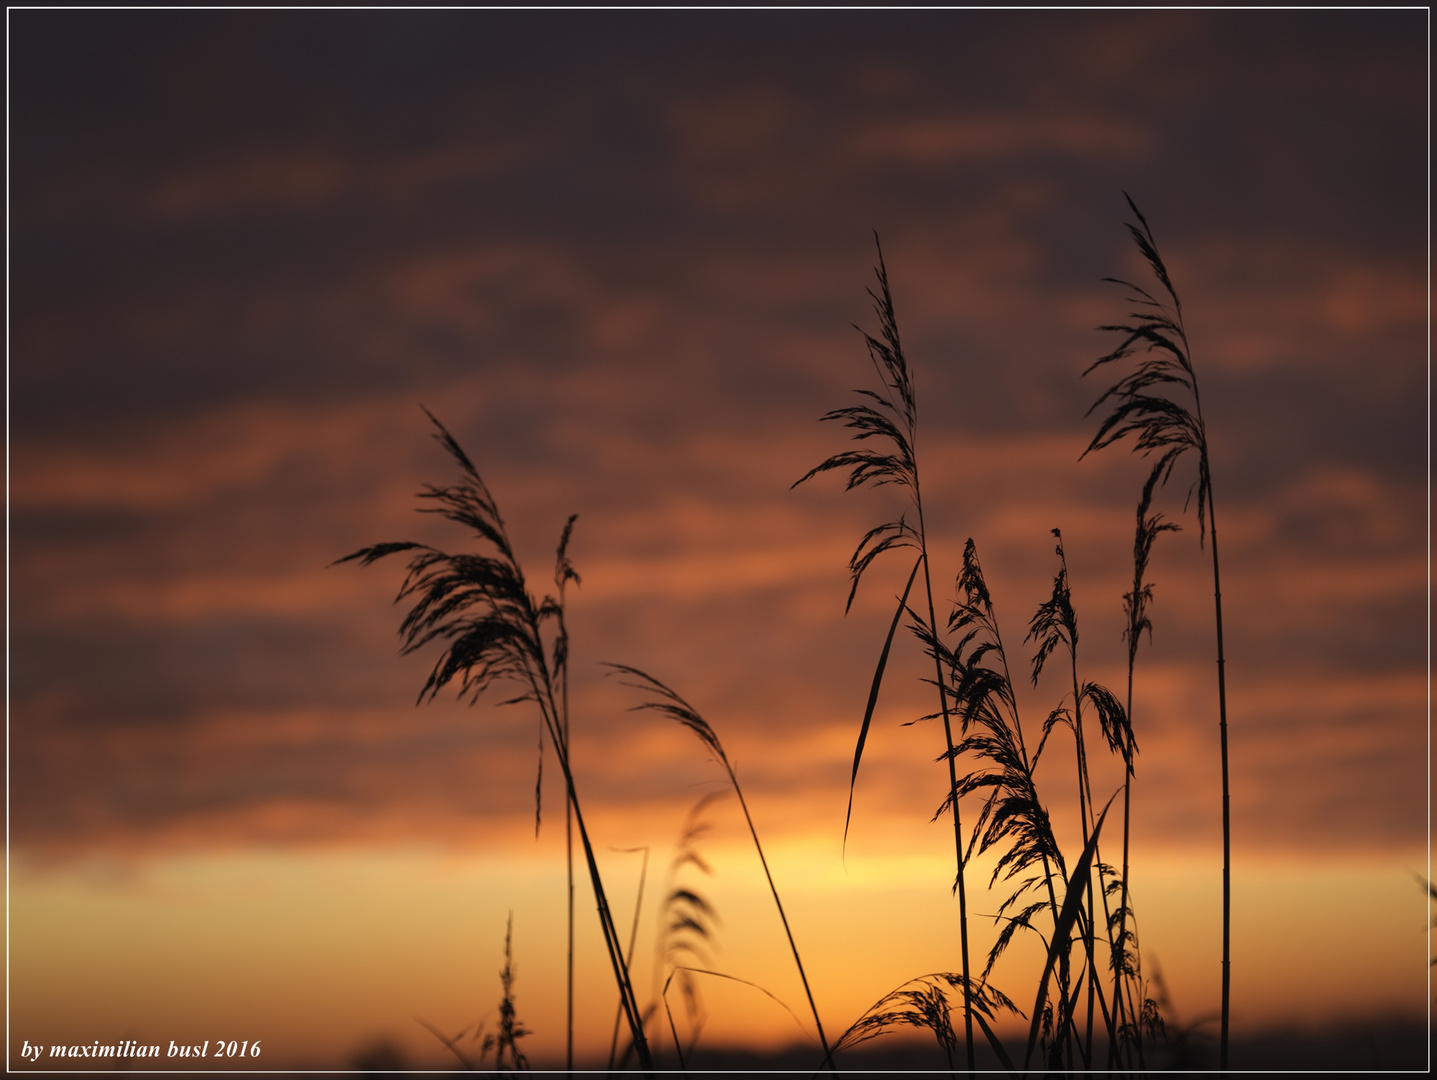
[9,7,1428,1070]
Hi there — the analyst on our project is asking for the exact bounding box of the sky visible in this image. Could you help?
[8,7,1429,1070]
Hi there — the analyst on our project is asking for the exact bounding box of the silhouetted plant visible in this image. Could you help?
[605,843,651,1071]
[793,237,977,1069]
[487,913,531,1072]
[926,536,1127,1072]
[344,205,1237,1076]
[1083,193,1233,1068]
[413,912,531,1073]
[610,793,728,1070]
[830,972,1023,1073]
[607,665,835,1071]
[335,410,652,1071]
[652,795,724,1061]
[935,539,1071,1063]
[1112,465,1180,1068]
[1026,529,1133,1064]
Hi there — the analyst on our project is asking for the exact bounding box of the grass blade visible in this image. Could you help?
[609,667,835,1071]
[845,553,923,851]
[412,1016,476,1072]
[970,1006,1015,1077]
[1024,798,1113,1071]
[340,413,653,1071]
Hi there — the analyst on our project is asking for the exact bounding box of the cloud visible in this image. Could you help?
[9,11,1424,884]
[148,149,349,218]
[844,112,1154,167]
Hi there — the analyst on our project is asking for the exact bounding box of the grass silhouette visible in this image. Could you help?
[1113,464,1180,1067]
[339,199,1255,1074]
[608,665,836,1072]
[649,795,724,1065]
[335,410,653,1072]
[489,912,532,1072]
[793,237,978,1069]
[790,237,1173,1074]
[937,537,1079,1070]
[1083,193,1234,1068]
[1026,529,1135,1064]
[413,911,530,1073]
[831,971,1022,1072]
[609,793,727,1070]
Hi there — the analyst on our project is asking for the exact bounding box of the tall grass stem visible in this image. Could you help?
[1084,195,1232,1068]
[607,666,836,1072]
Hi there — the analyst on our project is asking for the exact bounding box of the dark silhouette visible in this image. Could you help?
[608,665,835,1072]
[830,972,1022,1073]
[414,911,530,1073]
[331,211,1261,1075]
[488,913,531,1072]
[1083,194,1233,1068]
[335,410,653,1072]
[793,237,977,1070]
[1113,466,1180,1068]
[1026,530,1134,1065]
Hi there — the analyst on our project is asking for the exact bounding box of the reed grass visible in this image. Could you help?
[609,794,727,1070]
[1026,530,1135,1065]
[917,535,1136,1074]
[1084,193,1233,1068]
[489,912,532,1072]
[653,804,722,1060]
[794,237,977,1069]
[831,972,1022,1073]
[414,911,530,1073]
[335,410,653,1072]
[606,664,836,1072]
[935,538,1071,1070]
[337,202,1240,1075]
[604,844,650,1070]
[1113,465,1180,1068]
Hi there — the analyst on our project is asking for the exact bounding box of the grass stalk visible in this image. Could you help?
[1116,466,1179,1069]
[1022,801,1111,1073]
[607,666,836,1072]
[606,845,649,1071]
[920,531,978,1074]
[556,555,576,1076]
[1028,533,1095,1062]
[794,238,975,1070]
[649,793,726,1066]
[1084,193,1231,1068]
[829,971,1022,1072]
[941,539,1068,1069]
[336,411,653,1073]
[1027,530,1131,1066]
[492,912,531,1072]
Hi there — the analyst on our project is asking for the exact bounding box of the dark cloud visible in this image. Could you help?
[9,9,1425,865]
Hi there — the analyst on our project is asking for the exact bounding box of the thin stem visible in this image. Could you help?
[563,639,575,1076]
[989,612,1065,932]
[1086,198,1230,1070]
[1117,663,1135,1071]
[916,498,975,1075]
[556,740,650,1072]
[983,598,1068,1062]
[1060,634,1095,1065]
[924,553,975,1074]
[533,646,652,1073]
[1182,301,1230,1073]
[608,847,649,1071]
[1209,495,1230,1070]
[724,768,836,1072]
